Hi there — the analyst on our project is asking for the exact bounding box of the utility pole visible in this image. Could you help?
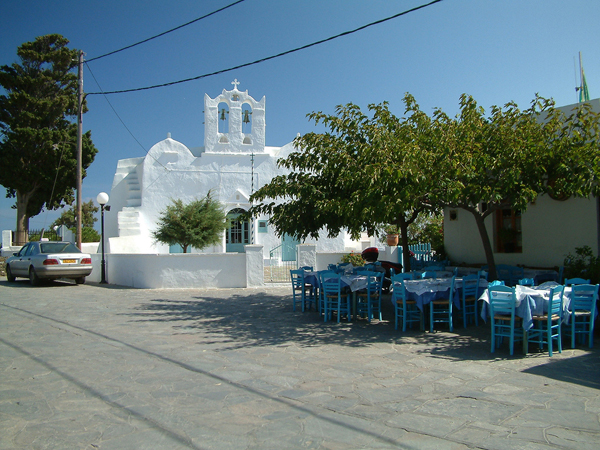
[76,50,83,249]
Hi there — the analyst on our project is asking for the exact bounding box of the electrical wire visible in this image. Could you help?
[85,62,170,172]
[86,0,246,63]
[87,0,443,95]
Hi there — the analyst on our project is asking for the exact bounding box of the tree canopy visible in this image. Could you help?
[423,94,600,278]
[249,96,437,270]
[152,194,228,253]
[0,34,97,244]
[249,93,600,279]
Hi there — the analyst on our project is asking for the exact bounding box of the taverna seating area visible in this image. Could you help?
[289,262,599,357]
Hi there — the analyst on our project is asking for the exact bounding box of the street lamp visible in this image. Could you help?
[97,192,110,284]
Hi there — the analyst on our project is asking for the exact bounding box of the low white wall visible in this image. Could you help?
[88,245,264,289]
[316,252,345,271]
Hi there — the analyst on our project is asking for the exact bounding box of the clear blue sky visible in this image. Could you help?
[1,0,599,236]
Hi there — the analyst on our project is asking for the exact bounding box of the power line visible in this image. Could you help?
[87,0,444,95]
[85,62,170,173]
[86,0,247,63]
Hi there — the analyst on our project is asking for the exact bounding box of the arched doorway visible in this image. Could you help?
[226,208,250,253]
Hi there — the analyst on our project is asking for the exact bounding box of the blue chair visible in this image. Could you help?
[327,264,337,271]
[394,272,414,281]
[557,266,564,284]
[461,274,481,328]
[316,270,335,314]
[566,284,599,348]
[478,270,489,281]
[488,285,522,355]
[299,266,313,271]
[319,272,351,323]
[510,266,524,287]
[564,278,591,286]
[290,269,314,312]
[518,278,535,286]
[391,274,421,331]
[421,271,436,279]
[527,285,564,356]
[423,265,445,272]
[496,264,512,286]
[429,276,455,332]
[488,280,505,287]
[356,271,384,322]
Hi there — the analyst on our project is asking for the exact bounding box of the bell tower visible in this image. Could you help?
[204,79,266,154]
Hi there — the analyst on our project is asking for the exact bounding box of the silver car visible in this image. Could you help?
[5,241,93,285]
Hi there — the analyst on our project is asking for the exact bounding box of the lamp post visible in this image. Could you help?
[97,192,110,284]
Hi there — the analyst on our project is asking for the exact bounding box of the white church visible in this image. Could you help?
[104,80,365,258]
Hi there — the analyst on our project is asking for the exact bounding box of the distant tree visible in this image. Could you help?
[0,34,97,244]
[51,200,98,229]
[152,194,227,253]
[50,200,100,242]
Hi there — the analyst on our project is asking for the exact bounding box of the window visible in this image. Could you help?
[495,209,522,253]
[258,220,268,233]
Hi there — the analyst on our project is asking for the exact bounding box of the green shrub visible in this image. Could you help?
[341,251,365,267]
[563,246,600,284]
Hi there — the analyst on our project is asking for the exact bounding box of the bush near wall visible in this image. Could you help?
[564,246,600,284]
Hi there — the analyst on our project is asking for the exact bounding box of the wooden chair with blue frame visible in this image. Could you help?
[564,277,591,286]
[429,276,456,332]
[461,273,481,327]
[290,269,314,312]
[488,285,522,355]
[518,278,535,286]
[319,271,351,323]
[356,270,384,322]
[391,273,421,331]
[565,283,599,349]
[527,285,564,356]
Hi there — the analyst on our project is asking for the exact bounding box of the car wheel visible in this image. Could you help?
[6,265,16,282]
[75,277,86,285]
[29,267,41,286]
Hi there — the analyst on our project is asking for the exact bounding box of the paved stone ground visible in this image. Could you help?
[0,279,598,450]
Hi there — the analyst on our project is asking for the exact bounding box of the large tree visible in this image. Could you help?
[249,96,436,270]
[423,94,600,279]
[0,34,97,244]
[152,194,228,253]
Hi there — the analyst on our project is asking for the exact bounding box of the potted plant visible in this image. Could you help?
[384,224,399,247]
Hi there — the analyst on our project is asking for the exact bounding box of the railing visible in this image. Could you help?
[265,242,297,283]
[398,243,438,271]
[12,228,61,245]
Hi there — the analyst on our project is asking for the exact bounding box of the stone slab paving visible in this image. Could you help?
[0,279,598,449]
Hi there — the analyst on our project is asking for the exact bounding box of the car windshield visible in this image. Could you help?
[40,243,82,254]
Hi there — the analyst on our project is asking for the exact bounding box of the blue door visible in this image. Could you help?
[282,234,299,261]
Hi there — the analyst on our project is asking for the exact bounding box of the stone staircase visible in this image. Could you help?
[115,160,143,237]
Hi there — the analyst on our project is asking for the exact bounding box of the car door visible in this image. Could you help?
[11,243,31,275]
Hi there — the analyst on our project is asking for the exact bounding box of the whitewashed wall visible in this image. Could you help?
[88,245,263,289]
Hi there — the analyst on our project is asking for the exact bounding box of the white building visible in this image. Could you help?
[104,81,366,257]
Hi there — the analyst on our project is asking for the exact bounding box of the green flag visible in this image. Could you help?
[580,68,590,103]
[579,52,590,103]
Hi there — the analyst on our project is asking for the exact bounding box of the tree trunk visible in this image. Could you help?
[470,210,497,280]
[15,190,32,246]
[398,216,411,272]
